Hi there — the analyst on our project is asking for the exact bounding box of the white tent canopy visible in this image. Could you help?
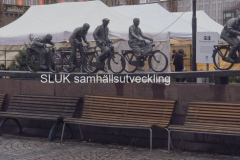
[111,3,215,39]
[0,1,171,72]
[172,10,224,35]
[0,1,168,45]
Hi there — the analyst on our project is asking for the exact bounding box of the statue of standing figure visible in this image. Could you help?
[93,18,112,72]
[128,18,153,71]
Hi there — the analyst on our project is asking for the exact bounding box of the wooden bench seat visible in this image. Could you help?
[0,94,81,140]
[0,94,6,111]
[61,95,176,150]
[167,101,240,151]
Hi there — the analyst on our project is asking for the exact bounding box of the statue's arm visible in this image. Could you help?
[72,28,81,44]
[106,28,111,43]
[93,26,101,43]
[82,34,89,44]
[140,28,151,41]
[48,41,55,46]
[129,26,141,40]
[32,39,44,47]
[226,20,240,36]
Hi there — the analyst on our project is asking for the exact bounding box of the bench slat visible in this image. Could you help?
[83,107,172,116]
[79,115,167,123]
[85,95,175,103]
[9,104,76,110]
[11,101,77,106]
[0,94,6,111]
[81,115,170,123]
[190,102,240,106]
[1,94,80,120]
[169,101,240,143]
[82,110,171,119]
[84,101,173,110]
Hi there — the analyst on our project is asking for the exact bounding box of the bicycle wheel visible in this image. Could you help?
[107,52,126,73]
[62,54,76,73]
[83,52,99,73]
[48,53,63,73]
[148,50,168,72]
[123,51,137,73]
[213,46,234,70]
[26,52,40,72]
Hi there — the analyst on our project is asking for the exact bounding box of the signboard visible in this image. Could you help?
[196,32,220,63]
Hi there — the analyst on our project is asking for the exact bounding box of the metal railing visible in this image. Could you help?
[0,49,20,69]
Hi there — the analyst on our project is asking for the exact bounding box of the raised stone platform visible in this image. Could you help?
[0,78,240,155]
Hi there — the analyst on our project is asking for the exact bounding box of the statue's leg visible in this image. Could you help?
[69,44,76,64]
[225,37,238,58]
[135,48,144,71]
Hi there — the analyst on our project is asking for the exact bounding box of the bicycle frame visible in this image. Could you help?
[26,46,56,72]
[123,43,155,66]
[212,45,230,59]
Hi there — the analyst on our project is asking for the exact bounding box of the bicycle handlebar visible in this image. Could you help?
[139,39,153,45]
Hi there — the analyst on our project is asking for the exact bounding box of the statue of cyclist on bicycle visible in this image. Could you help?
[93,18,112,72]
[128,18,153,71]
[221,17,240,63]
[69,23,90,68]
[30,34,55,69]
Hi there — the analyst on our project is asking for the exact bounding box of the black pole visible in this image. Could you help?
[192,0,197,72]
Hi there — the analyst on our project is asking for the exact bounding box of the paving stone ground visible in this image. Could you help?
[0,135,239,160]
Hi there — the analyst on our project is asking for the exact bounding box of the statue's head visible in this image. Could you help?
[133,18,140,27]
[102,18,110,27]
[45,34,52,41]
[83,23,90,32]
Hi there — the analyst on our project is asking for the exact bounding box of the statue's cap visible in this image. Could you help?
[102,18,110,22]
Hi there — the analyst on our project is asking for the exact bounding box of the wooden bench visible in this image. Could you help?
[61,95,176,150]
[168,101,240,152]
[0,94,6,111]
[0,94,81,140]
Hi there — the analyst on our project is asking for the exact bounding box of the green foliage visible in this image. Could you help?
[0,64,5,70]
[8,60,20,71]
[229,76,240,83]
[8,50,28,71]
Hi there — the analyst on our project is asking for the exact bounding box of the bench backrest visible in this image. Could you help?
[0,94,6,111]
[185,102,240,126]
[82,95,175,125]
[8,95,81,118]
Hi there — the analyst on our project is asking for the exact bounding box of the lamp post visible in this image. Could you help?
[192,0,197,72]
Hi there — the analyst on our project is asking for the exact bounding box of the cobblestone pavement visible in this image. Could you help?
[0,135,239,160]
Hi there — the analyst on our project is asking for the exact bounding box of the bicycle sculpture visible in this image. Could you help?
[61,45,96,73]
[25,18,169,74]
[85,42,126,73]
[25,34,62,73]
[61,43,125,73]
[89,18,125,73]
[122,40,168,73]
[212,45,239,70]
[25,45,62,73]
[123,18,168,73]
[213,17,240,70]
